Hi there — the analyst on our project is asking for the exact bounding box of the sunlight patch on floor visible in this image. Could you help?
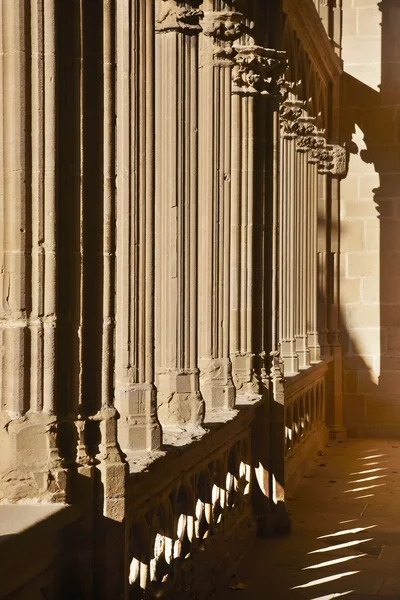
[318,525,376,539]
[291,571,359,589]
[303,554,366,570]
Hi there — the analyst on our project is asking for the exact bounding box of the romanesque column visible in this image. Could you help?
[320,141,348,439]
[278,100,303,375]
[295,118,316,369]
[230,44,286,394]
[316,169,330,358]
[307,132,325,364]
[154,0,205,426]
[114,0,162,448]
[198,5,243,410]
[0,0,64,502]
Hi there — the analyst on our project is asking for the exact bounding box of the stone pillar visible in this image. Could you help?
[278,101,303,375]
[307,133,324,364]
[295,118,316,369]
[322,142,348,440]
[114,0,162,449]
[230,44,287,394]
[198,5,243,410]
[154,0,205,426]
[316,165,332,358]
[0,0,65,502]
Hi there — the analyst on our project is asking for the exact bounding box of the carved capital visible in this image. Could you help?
[279,100,304,139]
[232,46,287,96]
[318,144,348,176]
[330,144,348,176]
[156,0,203,33]
[201,11,243,63]
[202,10,243,41]
[296,117,317,152]
[307,131,326,163]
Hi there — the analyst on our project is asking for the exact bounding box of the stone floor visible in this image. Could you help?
[219,439,400,599]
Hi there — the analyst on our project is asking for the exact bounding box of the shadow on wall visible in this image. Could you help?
[340,0,400,436]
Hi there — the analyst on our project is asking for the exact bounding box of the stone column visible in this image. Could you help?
[230,46,282,394]
[307,132,325,364]
[114,0,162,449]
[154,0,205,427]
[295,118,316,369]
[322,142,348,440]
[278,101,303,375]
[0,0,65,502]
[316,165,331,358]
[198,5,243,410]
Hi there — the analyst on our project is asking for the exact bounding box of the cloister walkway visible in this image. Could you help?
[218,439,400,600]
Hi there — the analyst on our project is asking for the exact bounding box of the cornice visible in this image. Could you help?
[282,0,342,81]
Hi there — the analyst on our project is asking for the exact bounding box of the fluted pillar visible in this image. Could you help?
[316,169,330,358]
[154,0,205,426]
[114,0,162,449]
[198,5,243,410]
[278,101,303,375]
[307,132,324,364]
[0,0,65,502]
[295,118,315,369]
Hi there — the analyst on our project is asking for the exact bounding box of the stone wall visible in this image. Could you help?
[341,0,400,436]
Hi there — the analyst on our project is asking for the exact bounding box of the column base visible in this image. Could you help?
[295,336,310,370]
[156,369,205,426]
[0,412,68,503]
[231,353,260,395]
[328,425,347,441]
[307,332,321,363]
[280,340,299,376]
[115,384,162,451]
[199,358,235,410]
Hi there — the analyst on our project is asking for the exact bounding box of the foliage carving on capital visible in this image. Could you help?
[202,11,243,41]
[296,118,317,152]
[201,11,244,63]
[317,144,348,176]
[232,46,288,96]
[307,131,326,163]
[330,145,348,176]
[156,0,203,33]
[279,101,304,139]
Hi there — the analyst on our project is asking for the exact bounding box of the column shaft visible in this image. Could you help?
[155,1,204,426]
[295,148,310,368]
[278,102,301,375]
[115,0,162,448]
[317,172,330,357]
[307,159,321,363]
[198,7,242,410]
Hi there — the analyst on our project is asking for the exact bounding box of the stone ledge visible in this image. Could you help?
[0,504,79,599]
[284,357,332,397]
[125,397,262,510]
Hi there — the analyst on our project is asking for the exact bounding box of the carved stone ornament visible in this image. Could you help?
[296,118,317,153]
[318,144,348,176]
[156,0,203,33]
[330,144,348,176]
[307,131,326,163]
[279,100,304,139]
[201,10,243,41]
[232,46,288,96]
[201,11,243,63]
